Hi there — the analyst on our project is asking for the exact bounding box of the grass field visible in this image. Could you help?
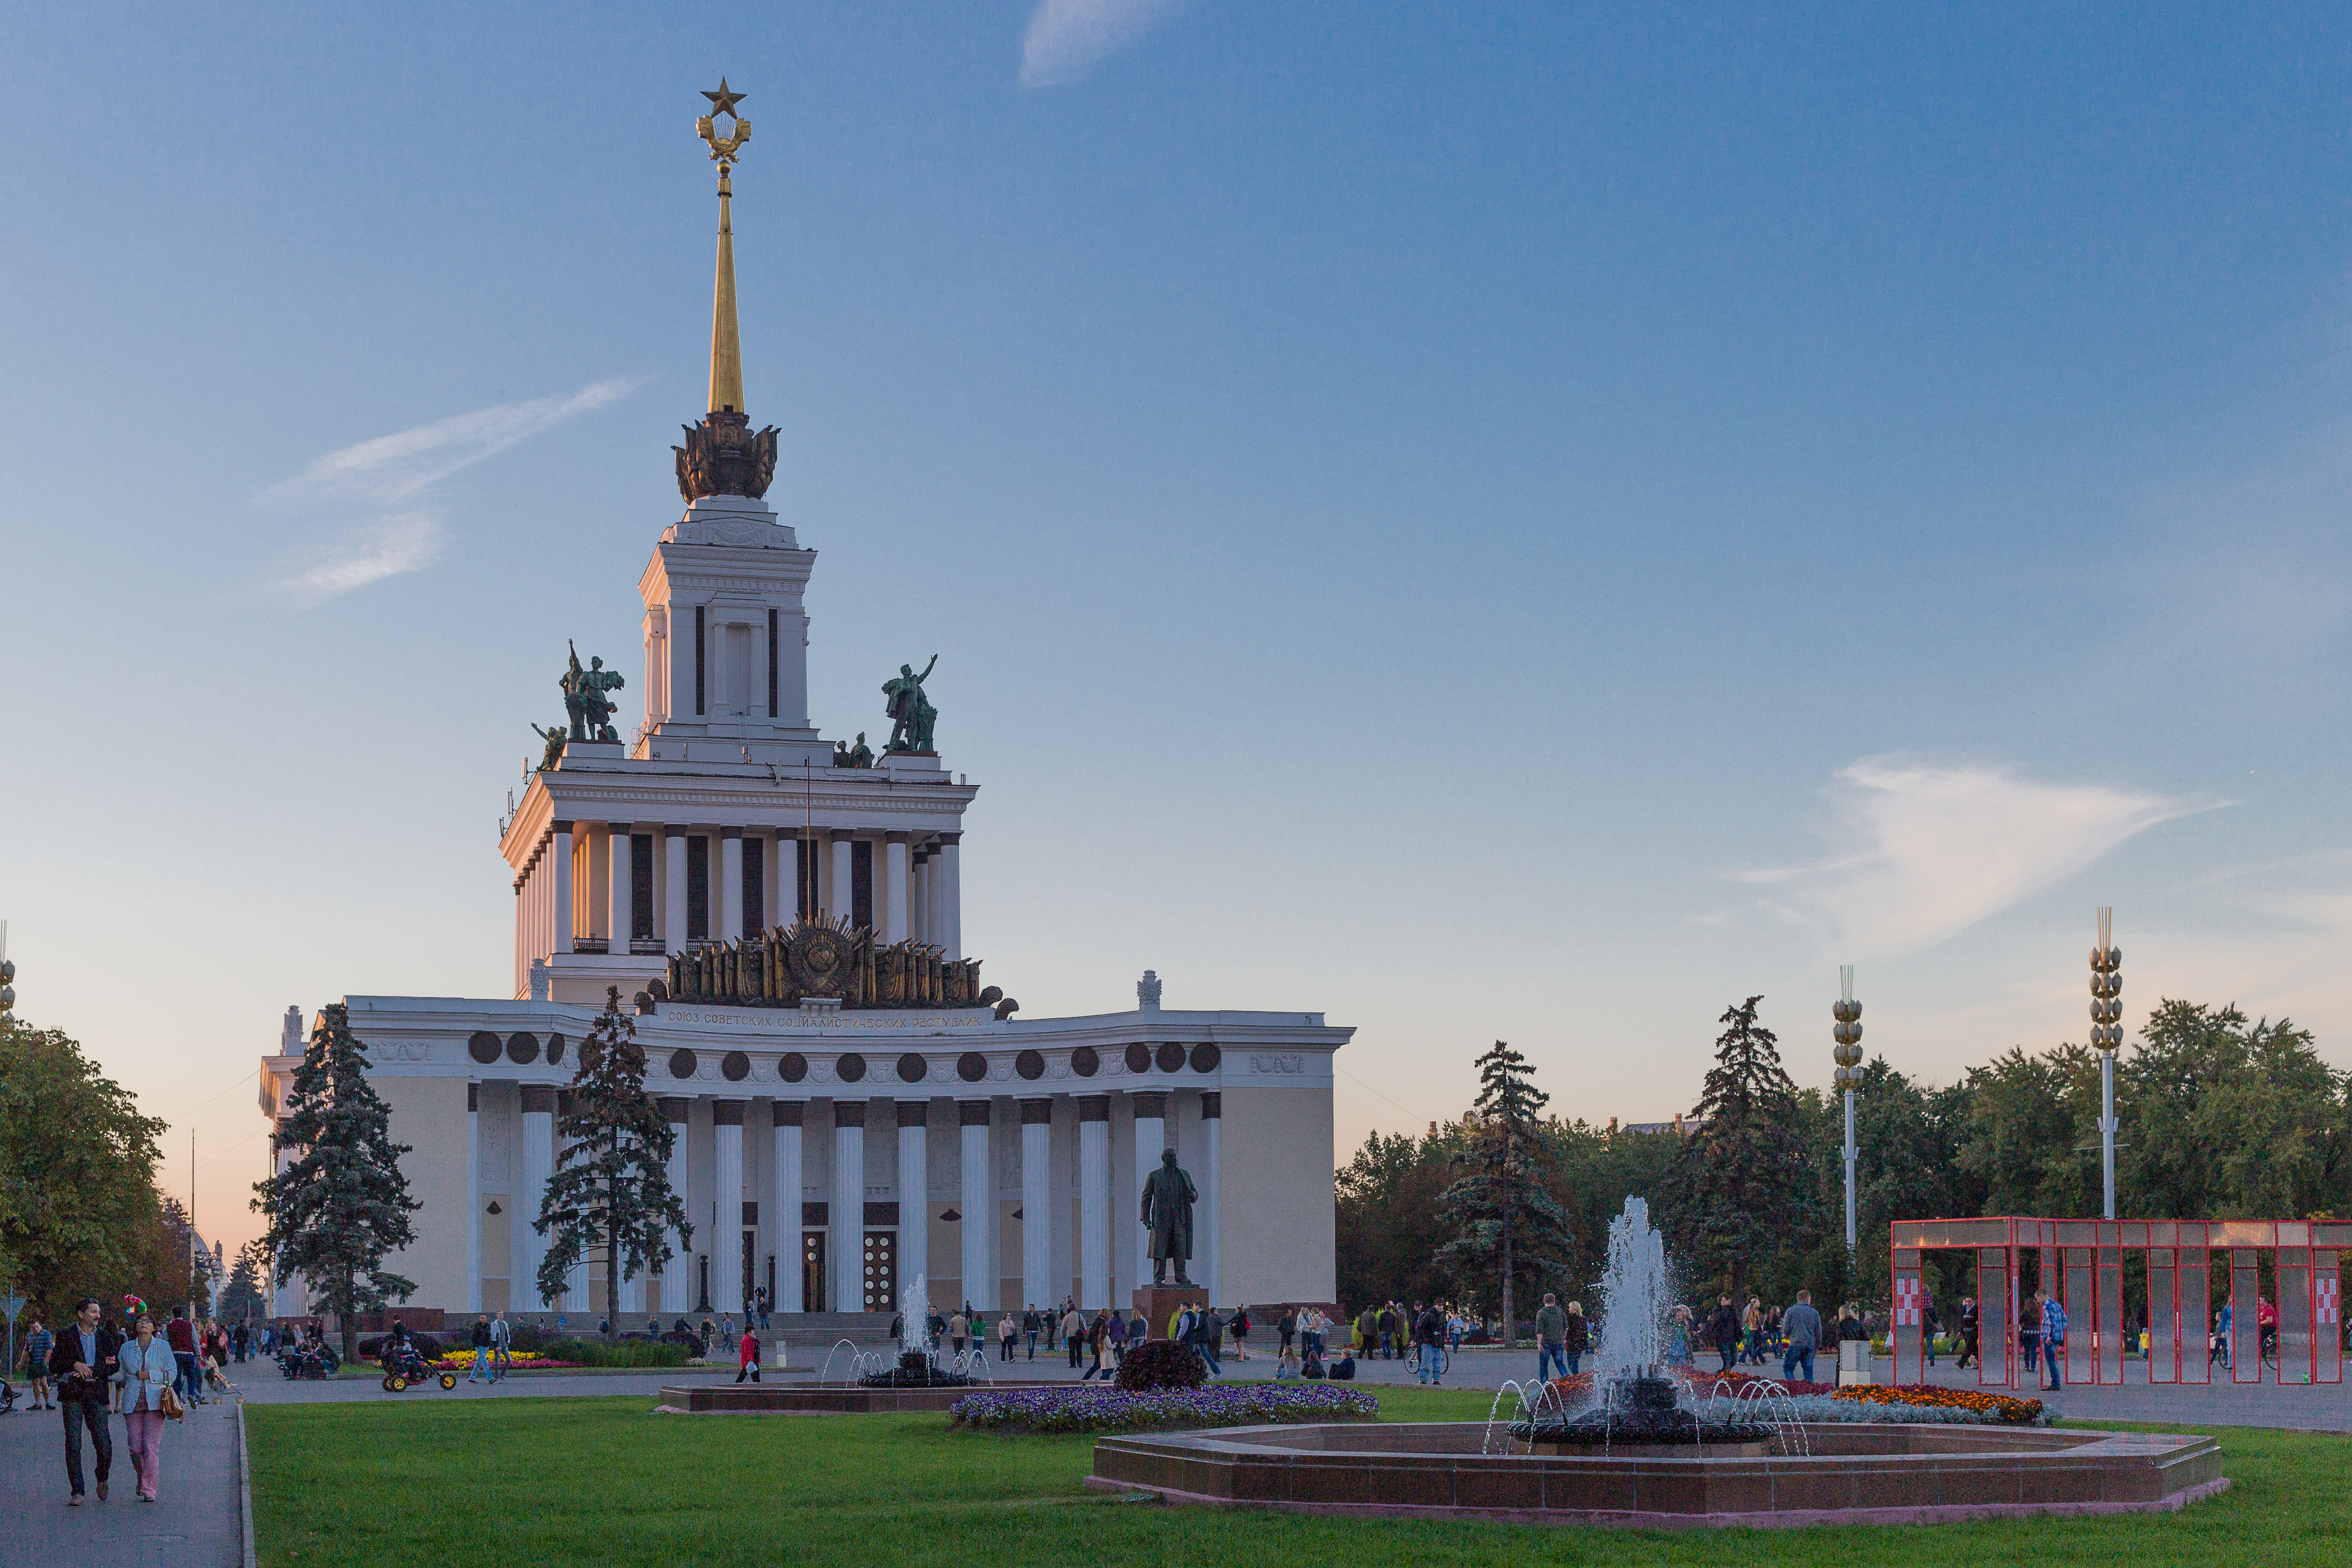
[246,1386,2352,1567]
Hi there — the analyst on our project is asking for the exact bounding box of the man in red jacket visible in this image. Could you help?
[166,1306,203,1406]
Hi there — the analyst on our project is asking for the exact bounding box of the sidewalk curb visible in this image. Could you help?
[237,1400,257,1568]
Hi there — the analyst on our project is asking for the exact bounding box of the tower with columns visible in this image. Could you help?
[258,85,1347,1330]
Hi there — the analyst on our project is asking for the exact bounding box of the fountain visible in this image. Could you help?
[856,1275,977,1388]
[1088,1191,2227,1525]
[1509,1198,1772,1455]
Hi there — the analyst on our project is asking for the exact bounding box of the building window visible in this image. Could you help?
[743,836,765,935]
[851,840,873,931]
[687,835,709,942]
[694,605,706,716]
[631,834,654,940]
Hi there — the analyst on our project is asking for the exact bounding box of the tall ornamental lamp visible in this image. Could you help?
[1831,966,1863,1252]
[2090,909,2123,1221]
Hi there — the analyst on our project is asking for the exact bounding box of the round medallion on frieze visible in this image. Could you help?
[1070,1046,1100,1077]
[779,1052,808,1083]
[669,1048,698,1079]
[1154,1042,1186,1073]
[1015,1049,1045,1081]
[837,1053,867,1083]
[898,1052,928,1083]
[722,1050,751,1083]
[506,1032,540,1064]
[1190,1043,1220,1073]
[546,1033,566,1066]
[957,1052,988,1082]
[468,1031,502,1065]
[1124,1042,1153,1074]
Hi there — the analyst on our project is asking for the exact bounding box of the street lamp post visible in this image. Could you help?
[2090,909,2123,1221]
[1832,966,1863,1253]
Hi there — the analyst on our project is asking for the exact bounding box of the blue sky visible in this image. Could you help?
[5,3,2351,1253]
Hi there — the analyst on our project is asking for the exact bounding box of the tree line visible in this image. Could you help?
[1337,997,2352,1322]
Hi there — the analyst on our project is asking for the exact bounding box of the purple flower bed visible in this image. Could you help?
[951,1382,1379,1434]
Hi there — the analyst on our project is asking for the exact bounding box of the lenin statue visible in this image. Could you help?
[1140,1147,1199,1286]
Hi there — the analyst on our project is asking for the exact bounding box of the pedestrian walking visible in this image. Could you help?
[1107,1310,1128,1367]
[1230,1305,1251,1361]
[1023,1305,1040,1361]
[1564,1300,1590,1375]
[1780,1290,1823,1384]
[1707,1294,1741,1372]
[736,1326,761,1384]
[1063,1306,1085,1369]
[25,1317,56,1410]
[947,1311,968,1357]
[998,1312,1017,1363]
[1081,1312,1112,1380]
[489,1310,513,1381]
[467,1315,493,1382]
[2041,1291,2067,1392]
[1414,1302,1446,1385]
[116,1314,177,1503]
[1955,1297,1979,1369]
[53,1297,119,1505]
[1534,1293,1569,1382]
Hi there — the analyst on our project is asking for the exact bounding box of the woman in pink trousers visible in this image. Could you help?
[116,1314,177,1501]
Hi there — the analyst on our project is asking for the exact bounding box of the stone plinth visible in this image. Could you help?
[1133,1286,1209,1339]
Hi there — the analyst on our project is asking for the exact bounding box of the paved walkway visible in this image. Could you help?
[0,1393,246,1566]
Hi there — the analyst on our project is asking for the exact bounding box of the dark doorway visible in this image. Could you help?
[803,1231,826,1314]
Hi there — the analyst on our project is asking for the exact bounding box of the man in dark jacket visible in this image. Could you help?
[1706,1295,1741,1372]
[1413,1302,1447,1385]
[1955,1297,1980,1369]
[52,1297,120,1504]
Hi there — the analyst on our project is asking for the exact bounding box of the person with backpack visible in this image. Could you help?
[1230,1305,1251,1361]
[1956,1297,1980,1370]
[1413,1302,1447,1385]
[1022,1305,1041,1361]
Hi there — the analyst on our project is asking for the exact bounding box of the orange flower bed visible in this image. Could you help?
[1832,1383,2044,1424]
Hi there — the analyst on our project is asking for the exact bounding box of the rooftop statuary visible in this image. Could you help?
[833,732,875,768]
[562,641,626,742]
[884,656,938,753]
[529,721,570,773]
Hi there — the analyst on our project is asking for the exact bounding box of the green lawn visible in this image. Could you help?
[246,1387,2351,1567]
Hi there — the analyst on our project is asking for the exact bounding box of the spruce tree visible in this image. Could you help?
[534,987,692,1337]
[1433,1042,1575,1348]
[254,1004,419,1359]
[1668,997,1813,1298]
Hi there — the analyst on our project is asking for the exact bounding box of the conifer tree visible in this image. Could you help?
[1668,997,1812,1297]
[254,1004,419,1359]
[535,988,692,1337]
[1433,1041,1575,1348]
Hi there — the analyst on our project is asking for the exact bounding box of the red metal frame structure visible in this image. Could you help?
[1889,1218,2347,1390]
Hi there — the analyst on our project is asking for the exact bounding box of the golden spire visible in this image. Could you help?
[696,80,753,416]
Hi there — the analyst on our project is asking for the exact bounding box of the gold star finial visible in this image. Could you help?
[703,78,747,120]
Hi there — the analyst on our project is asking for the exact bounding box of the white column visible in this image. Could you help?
[467,1086,483,1313]
[959,1100,995,1313]
[775,1104,804,1313]
[1020,1100,1051,1310]
[720,830,744,942]
[1133,1093,1165,1293]
[608,825,633,952]
[783,835,805,927]
[1202,1094,1221,1306]
[273,1141,299,1317]
[883,834,909,943]
[521,1088,556,1309]
[896,1102,928,1313]
[664,828,688,951]
[939,836,963,961]
[661,1099,692,1314]
[553,822,575,955]
[909,852,929,946]
[714,1101,745,1316]
[834,1103,867,1312]
[829,833,854,927]
[1080,1099,1109,1309]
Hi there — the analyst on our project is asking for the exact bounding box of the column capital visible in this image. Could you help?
[1019,1098,1053,1126]
[720,826,744,841]
[938,832,962,846]
[552,820,574,835]
[898,1100,930,1129]
[1078,1095,1110,1122]
[1132,1091,1167,1120]
[771,1100,804,1128]
[712,1099,746,1126]
[830,827,856,843]
[659,1096,691,1123]
[958,1099,992,1127]
[520,1085,558,1114]
[834,1100,866,1129]
[885,830,910,845]
[1200,1091,1221,1120]
[665,823,689,837]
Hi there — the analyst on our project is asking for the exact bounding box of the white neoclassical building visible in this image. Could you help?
[261,122,1346,1326]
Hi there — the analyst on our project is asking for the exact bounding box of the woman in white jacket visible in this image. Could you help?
[115,1314,177,1502]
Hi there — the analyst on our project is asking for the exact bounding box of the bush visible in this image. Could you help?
[540,1337,689,1369]
[509,1322,549,1353]
[1115,1338,1206,1392]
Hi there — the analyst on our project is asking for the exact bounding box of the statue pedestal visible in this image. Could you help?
[1132,1285,1209,1340]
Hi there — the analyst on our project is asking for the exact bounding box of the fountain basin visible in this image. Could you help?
[1088,1421,2226,1527]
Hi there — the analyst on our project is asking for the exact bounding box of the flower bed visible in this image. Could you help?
[951,1383,1378,1435]
[426,1351,586,1372]
[1831,1383,2047,1424]
[1687,1391,2053,1427]
[1542,1367,1837,1402]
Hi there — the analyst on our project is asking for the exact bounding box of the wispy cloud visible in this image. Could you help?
[1736,758,2213,958]
[261,379,637,603]
[1020,0,1186,88]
